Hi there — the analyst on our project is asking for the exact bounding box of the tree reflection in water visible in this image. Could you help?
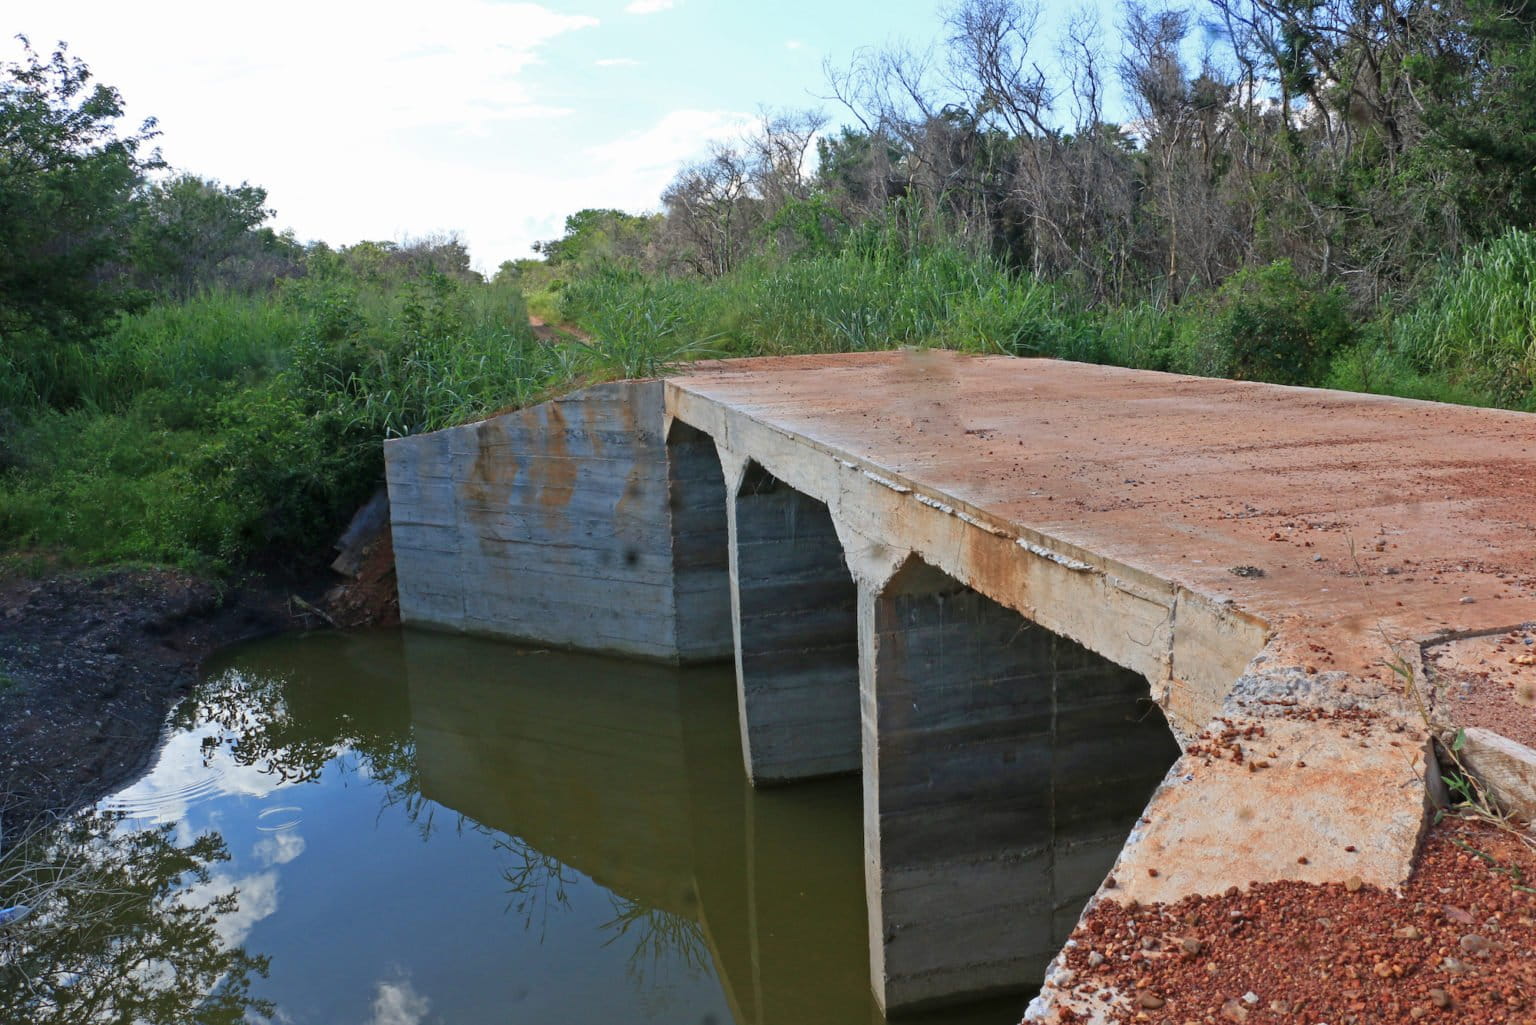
[0,812,271,1025]
[195,661,716,995]
[602,895,710,975]
[0,647,724,1022]
[494,833,577,940]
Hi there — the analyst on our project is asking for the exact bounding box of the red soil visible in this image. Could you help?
[1055,817,1536,1024]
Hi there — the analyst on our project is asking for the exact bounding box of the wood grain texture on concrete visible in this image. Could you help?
[385,379,733,662]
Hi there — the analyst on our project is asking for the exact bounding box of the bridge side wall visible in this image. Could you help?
[385,380,732,662]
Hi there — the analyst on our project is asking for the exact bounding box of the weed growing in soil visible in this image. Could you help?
[1379,636,1535,851]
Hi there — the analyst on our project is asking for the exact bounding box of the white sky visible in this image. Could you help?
[9,0,1120,270]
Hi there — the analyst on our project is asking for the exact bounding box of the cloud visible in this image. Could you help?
[586,108,752,175]
[624,0,675,12]
[253,829,307,868]
[99,728,289,826]
[367,977,431,1025]
[7,1,603,268]
[785,39,805,50]
[595,57,641,66]
[181,867,282,949]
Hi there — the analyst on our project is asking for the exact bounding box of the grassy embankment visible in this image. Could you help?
[2,228,1532,576]
[550,227,1536,406]
[0,275,561,573]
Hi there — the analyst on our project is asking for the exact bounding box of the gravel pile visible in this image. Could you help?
[1056,817,1536,1023]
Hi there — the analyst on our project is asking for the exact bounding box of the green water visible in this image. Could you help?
[38,629,1028,1024]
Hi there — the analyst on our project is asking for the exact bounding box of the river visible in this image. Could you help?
[42,628,1031,1024]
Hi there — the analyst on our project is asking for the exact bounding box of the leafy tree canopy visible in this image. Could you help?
[0,37,161,339]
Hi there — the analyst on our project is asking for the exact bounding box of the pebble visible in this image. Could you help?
[1430,988,1452,1008]
[1459,932,1491,955]
[1137,992,1165,1009]
[1087,950,1105,968]
[1345,875,1363,892]
[1393,925,1421,939]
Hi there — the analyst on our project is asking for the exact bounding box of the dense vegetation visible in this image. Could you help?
[511,0,1536,409]
[4,0,1536,575]
[0,41,565,572]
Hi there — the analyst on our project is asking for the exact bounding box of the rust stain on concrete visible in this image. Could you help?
[530,401,578,528]
[461,418,520,511]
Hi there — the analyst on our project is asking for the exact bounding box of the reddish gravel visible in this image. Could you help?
[1056,817,1536,1024]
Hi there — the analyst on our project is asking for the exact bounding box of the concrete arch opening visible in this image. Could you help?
[860,555,1181,1013]
[664,420,734,662]
[727,459,861,785]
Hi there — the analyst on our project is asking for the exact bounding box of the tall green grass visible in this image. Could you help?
[558,244,1091,364]
[1391,230,1536,408]
[76,293,305,412]
[554,244,1360,388]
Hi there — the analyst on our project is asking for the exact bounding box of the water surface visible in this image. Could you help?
[94,629,1028,1025]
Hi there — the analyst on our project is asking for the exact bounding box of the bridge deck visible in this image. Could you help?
[669,350,1536,674]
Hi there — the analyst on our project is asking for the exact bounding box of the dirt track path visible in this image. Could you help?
[528,314,590,344]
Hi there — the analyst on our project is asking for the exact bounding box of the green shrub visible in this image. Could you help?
[1170,261,1354,385]
[0,273,551,572]
[557,238,1087,363]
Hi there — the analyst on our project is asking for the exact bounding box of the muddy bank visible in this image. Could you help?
[0,549,398,843]
[0,568,295,838]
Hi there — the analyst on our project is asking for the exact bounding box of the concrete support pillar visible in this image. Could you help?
[726,459,860,784]
[861,558,1179,1013]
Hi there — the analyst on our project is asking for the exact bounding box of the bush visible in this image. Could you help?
[557,237,1088,364]
[1170,261,1354,385]
[0,273,552,572]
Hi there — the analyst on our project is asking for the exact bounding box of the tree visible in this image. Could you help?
[1415,0,1536,235]
[129,174,288,296]
[533,208,660,269]
[0,38,161,340]
[661,146,757,276]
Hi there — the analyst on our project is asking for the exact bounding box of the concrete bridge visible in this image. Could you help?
[383,350,1536,1020]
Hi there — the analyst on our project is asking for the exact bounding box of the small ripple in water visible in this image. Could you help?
[100,769,227,819]
[255,805,303,832]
